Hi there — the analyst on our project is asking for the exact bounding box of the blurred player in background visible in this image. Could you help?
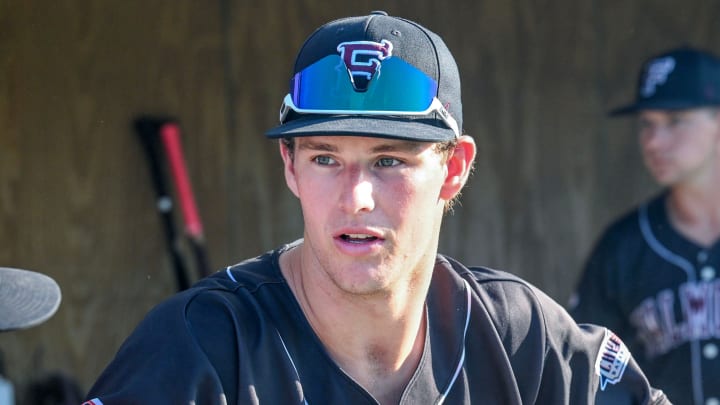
[570,46,720,405]
[0,266,62,405]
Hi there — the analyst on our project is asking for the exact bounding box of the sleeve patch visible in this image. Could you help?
[594,330,631,391]
[83,399,104,405]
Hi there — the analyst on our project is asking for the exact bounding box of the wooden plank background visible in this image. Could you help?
[1,0,719,399]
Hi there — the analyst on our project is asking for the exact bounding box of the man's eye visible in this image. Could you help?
[377,157,400,167]
[314,155,335,165]
[637,118,651,130]
[669,117,686,127]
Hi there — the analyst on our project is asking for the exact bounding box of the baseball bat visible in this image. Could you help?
[158,122,212,278]
[134,116,191,291]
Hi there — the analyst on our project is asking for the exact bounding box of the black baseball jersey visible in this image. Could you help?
[570,191,720,405]
[86,241,668,404]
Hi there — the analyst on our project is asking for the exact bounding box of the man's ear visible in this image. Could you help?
[440,135,476,201]
[711,107,720,129]
[279,140,300,198]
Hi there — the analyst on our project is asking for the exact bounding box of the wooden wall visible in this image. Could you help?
[1,0,719,398]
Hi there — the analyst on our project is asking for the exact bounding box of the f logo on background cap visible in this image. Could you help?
[337,40,393,91]
[641,56,676,98]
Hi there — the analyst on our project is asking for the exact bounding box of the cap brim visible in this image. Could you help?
[0,267,61,331]
[265,115,456,142]
[609,99,720,116]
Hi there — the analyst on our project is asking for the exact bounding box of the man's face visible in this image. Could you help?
[637,108,720,186]
[280,135,456,296]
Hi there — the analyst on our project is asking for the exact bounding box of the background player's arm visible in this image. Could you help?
[569,228,628,334]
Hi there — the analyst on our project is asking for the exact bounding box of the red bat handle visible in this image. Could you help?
[160,123,204,239]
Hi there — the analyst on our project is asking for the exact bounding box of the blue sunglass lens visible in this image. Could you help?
[290,56,438,112]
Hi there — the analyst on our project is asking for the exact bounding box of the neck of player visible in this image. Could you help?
[279,243,431,405]
[667,161,720,246]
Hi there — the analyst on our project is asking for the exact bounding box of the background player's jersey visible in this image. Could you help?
[570,191,720,405]
[86,242,668,404]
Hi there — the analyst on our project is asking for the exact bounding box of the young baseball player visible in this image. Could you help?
[570,46,720,405]
[85,12,669,404]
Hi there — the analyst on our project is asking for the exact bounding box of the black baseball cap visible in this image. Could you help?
[0,267,61,331]
[266,11,462,142]
[610,46,720,115]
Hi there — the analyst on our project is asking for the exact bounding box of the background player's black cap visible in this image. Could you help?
[0,267,61,331]
[266,11,462,142]
[610,46,720,116]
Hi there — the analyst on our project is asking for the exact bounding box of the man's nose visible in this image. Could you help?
[640,124,671,149]
[339,166,375,214]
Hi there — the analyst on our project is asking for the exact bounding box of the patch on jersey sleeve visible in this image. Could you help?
[594,330,631,391]
[82,399,104,405]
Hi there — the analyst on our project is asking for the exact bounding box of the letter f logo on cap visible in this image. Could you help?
[337,40,393,91]
[641,56,676,98]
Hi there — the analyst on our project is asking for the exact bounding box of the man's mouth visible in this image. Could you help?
[340,234,379,243]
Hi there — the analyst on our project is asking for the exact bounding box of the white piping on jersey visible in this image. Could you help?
[639,204,696,282]
[276,329,310,405]
[273,278,471,404]
[226,266,306,402]
[638,203,704,405]
[435,278,471,405]
[225,266,238,283]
